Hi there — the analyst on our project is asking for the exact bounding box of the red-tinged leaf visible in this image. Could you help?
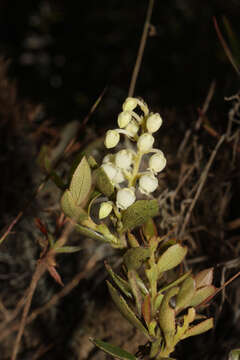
[48,266,64,286]
[195,268,213,288]
[142,294,151,325]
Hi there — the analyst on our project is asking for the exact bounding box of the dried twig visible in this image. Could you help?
[128,0,155,97]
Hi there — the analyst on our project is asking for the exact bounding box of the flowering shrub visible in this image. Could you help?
[60,97,215,359]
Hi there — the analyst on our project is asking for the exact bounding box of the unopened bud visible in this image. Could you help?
[139,173,158,195]
[116,187,136,210]
[122,97,138,112]
[125,121,139,137]
[149,152,166,173]
[118,111,132,128]
[137,133,154,152]
[99,202,113,219]
[102,163,117,181]
[146,113,163,133]
[104,130,120,148]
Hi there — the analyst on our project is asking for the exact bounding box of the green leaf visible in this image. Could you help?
[175,276,195,311]
[157,244,187,274]
[159,271,191,294]
[54,245,82,253]
[69,156,92,206]
[128,270,143,316]
[142,218,157,241]
[75,223,107,242]
[183,318,213,339]
[158,287,179,348]
[142,294,151,325]
[107,281,150,339]
[94,166,114,197]
[123,247,150,271]
[122,200,159,232]
[91,338,137,360]
[105,262,132,298]
[61,190,88,222]
[189,285,216,307]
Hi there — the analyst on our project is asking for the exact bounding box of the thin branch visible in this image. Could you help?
[179,135,225,239]
[128,0,155,97]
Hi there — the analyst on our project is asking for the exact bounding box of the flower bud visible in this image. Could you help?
[115,150,132,169]
[116,187,136,210]
[137,133,154,152]
[102,163,117,181]
[139,173,158,195]
[113,168,125,184]
[117,111,132,128]
[146,113,163,133]
[125,121,139,137]
[99,201,113,219]
[149,152,166,173]
[122,97,138,112]
[104,130,120,148]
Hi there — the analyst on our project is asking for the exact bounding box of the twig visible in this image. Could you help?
[11,261,47,360]
[179,135,225,239]
[128,0,155,97]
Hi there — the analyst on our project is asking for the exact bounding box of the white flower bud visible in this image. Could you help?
[102,154,114,163]
[116,187,136,210]
[137,133,154,152]
[146,113,163,133]
[139,173,158,195]
[99,201,113,219]
[102,163,117,181]
[115,150,132,169]
[117,111,132,128]
[122,97,138,112]
[104,130,120,148]
[149,152,167,173]
[125,121,139,137]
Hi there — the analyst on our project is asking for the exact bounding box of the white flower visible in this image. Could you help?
[137,133,154,152]
[115,150,132,169]
[104,130,120,148]
[125,121,139,137]
[122,97,138,112]
[116,187,136,210]
[117,111,132,128]
[102,163,117,181]
[99,201,113,219]
[139,173,158,195]
[113,168,125,184]
[149,152,167,173]
[102,154,114,163]
[146,113,163,133]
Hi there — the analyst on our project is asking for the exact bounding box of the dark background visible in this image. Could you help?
[0,0,239,125]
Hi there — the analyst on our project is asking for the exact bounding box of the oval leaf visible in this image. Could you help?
[61,190,88,222]
[91,338,137,360]
[95,167,114,197]
[122,200,159,232]
[176,276,195,311]
[189,285,216,307]
[107,281,150,339]
[157,244,187,274]
[183,318,213,339]
[123,247,150,271]
[69,156,92,205]
[158,287,179,348]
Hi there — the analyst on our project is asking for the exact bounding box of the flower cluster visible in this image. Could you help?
[99,97,166,217]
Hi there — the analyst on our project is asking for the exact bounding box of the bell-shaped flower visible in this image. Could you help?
[137,133,154,153]
[101,163,117,181]
[149,152,167,173]
[115,149,132,169]
[146,113,163,133]
[122,97,138,112]
[99,201,113,219]
[116,187,136,210]
[104,130,120,148]
[139,173,158,195]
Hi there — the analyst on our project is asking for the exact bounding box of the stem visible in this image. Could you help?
[129,151,143,187]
